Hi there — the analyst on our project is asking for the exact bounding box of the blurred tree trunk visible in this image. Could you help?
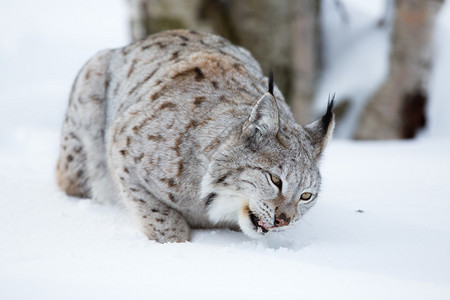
[354,0,443,140]
[128,0,321,124]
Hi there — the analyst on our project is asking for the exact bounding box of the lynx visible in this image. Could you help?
[56,30,334,243]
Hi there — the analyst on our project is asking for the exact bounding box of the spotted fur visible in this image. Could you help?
[56,30,334,243]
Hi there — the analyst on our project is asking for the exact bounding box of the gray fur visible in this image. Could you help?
[56,30,334,243]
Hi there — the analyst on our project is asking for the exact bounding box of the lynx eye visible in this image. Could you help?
[269,174,282,191]
[300,192,313,201]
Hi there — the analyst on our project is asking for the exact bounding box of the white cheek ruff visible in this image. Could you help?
[200,164,271,239]
[207,190,248,224]
[201,164,249,225]
[203,183,265,239]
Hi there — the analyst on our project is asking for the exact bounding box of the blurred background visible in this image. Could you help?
[0,0,449,141]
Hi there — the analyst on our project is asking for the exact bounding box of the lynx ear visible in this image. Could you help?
[305,95,335,161]
[242,92,279,145]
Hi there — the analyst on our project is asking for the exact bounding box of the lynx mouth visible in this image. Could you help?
[249,211,274,234]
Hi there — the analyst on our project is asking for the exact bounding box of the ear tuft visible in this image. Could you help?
[322,94,335,134]
[268,70,274,96]
[305,94,336,161]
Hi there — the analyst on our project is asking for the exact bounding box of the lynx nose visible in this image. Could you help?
[274,213,291,227]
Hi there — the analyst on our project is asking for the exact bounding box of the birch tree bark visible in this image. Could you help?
[355,0,443,139]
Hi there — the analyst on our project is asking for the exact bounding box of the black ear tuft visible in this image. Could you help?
[322,94,335,133]
[305,94,336,161]
[268,70,274,96]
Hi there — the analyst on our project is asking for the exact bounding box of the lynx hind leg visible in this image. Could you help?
[56,130,90,197]
[56,50,117,203]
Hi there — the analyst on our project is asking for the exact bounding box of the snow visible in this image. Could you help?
[0,0,129,131]
[2,130,450,299]
[1,0,450,299]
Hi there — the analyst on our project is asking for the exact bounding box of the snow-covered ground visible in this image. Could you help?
[1,0,450,299]
[2,130,450,299]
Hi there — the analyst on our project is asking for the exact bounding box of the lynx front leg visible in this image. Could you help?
[126,194,191,243]
[109,157,190,242]
[108,111,191,243]
[110,160,190,243]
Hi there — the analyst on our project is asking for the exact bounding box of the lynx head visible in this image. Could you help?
[201,73,335,238]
